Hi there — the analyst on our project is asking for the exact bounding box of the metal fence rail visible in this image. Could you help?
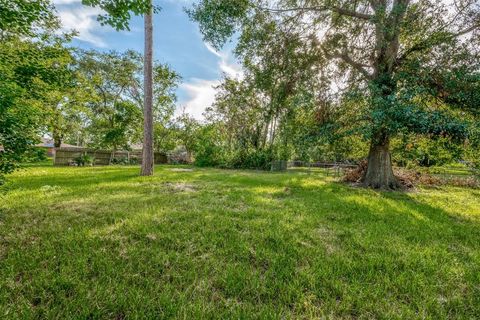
[270,160,357,177]
[287,161,358,177]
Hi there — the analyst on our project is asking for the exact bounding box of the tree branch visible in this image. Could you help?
[397,21,480,66]
[323,48,373,80]
[453,22,480,37]
[258,5,374,21]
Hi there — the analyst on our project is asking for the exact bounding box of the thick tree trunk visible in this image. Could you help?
[141,2,154,176]
[53,137,62,148]
[53,131,62,148]
[363,134,400,190]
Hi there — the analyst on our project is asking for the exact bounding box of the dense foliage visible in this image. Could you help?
[1,0,479,185]
[0,1,180,183]
[189,0,480,187]
[0,0,70,183]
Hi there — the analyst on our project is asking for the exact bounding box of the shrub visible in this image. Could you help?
[169,147,191,165]
[111,156,139,165]
[391,136,463,167]
[194,142,225,167]
[129,156,139,165]
[111,157,129,165]
[229,149,274,171]
[74,155,95,167]
[22,147,47,162]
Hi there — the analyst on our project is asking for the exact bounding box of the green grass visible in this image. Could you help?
[1,164,480,319]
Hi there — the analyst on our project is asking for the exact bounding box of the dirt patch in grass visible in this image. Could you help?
[39,185,63,195]
[52,199,97,213]
[170,168,194,172]
[316,226,340,254]
[163,182,197,193]
[133,181,199,194]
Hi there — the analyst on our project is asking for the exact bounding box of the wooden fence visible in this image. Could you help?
[54,147,167,166]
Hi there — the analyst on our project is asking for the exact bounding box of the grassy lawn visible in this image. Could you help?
[1,164,480,319]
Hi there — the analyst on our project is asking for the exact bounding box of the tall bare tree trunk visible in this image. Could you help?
[141,1,154,176]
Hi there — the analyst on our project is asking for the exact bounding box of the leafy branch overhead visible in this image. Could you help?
[81,0,161,30]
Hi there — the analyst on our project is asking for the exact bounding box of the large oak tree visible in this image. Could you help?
[189,0,480,189]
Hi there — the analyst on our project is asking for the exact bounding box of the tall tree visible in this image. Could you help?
[189,0,480,189]
[142,1,155,175]
[0,0,67,183]
[76,50,142,151]
[175,111,201,163]
[41,47,94,148]
[128,62,181,154]
[128,63,181,124]
[82,0,160,175]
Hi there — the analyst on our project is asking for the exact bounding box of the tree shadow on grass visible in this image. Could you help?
[291,180,480,240]
[2,167,480,318]
[7,167,141,190]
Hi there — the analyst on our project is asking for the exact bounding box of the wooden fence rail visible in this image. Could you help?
[54,148,167,166]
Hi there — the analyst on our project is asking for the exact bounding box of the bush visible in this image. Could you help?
[194,141,225,167]
[22,147,47,163]
[191,125,225,167]
[129,156,139,165]
[74,155,95,167]
[229,149,274,171]
[194,145,274,171]
[111,157,129,165]
[391,136,463,167]
[111,156,139,165]
[169,147,191,165]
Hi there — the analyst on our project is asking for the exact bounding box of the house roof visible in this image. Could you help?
[35,138,82,149]
[0,139,82,152]
[130,143,143,151]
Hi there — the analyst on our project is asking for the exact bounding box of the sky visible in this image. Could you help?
[52,0,243,120]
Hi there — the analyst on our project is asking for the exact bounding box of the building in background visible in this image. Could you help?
[35,138,82,157]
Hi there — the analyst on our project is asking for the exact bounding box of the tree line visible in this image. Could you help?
[0,0,189,183]
[1,0,479,189]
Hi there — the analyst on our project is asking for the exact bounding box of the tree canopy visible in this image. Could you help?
[189,0,480,188]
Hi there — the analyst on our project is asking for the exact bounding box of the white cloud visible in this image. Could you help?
[178,43,244,120]
[178,79,220,120]
[53,1,108,47]
[205,43,244,78]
